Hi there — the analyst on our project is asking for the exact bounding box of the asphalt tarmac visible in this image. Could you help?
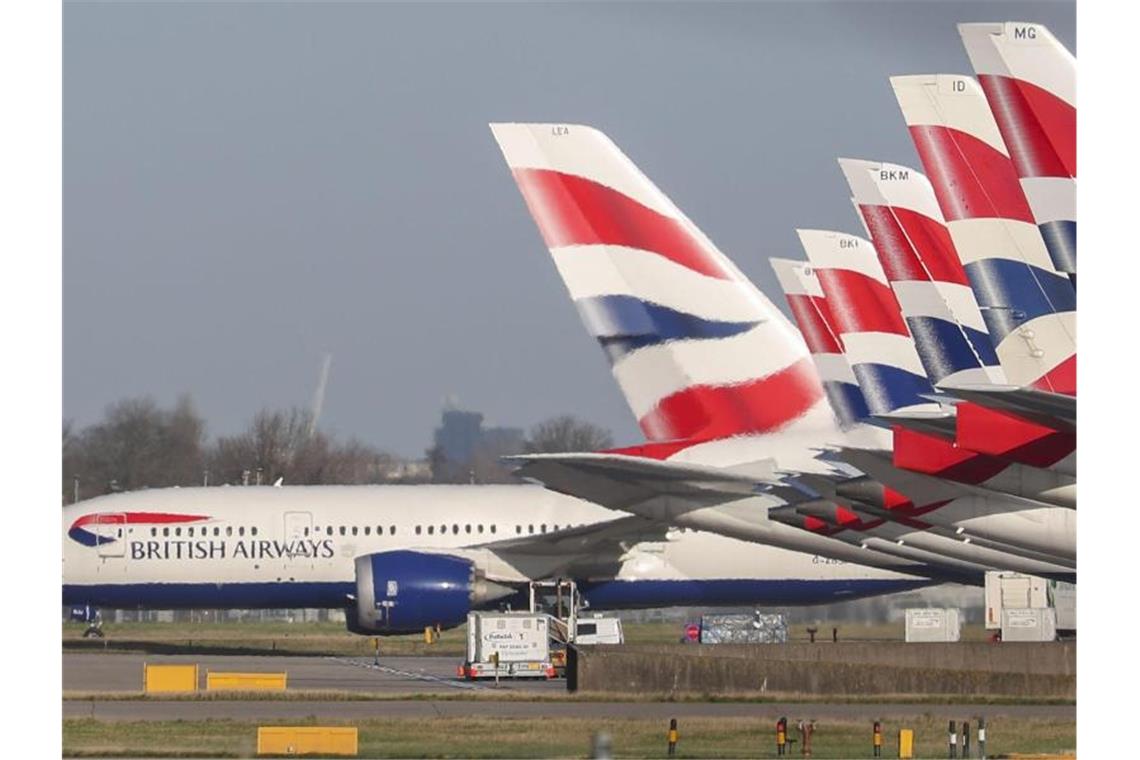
[63,653,1075,723]
[64,652,559,694]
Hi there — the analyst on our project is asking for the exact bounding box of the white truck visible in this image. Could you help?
[460,611,555,680]
[984,571,1076,639]
[573,614,624,645]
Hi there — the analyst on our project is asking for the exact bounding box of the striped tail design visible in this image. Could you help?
[959,22,1076,277]
[490,123,831,443]
[771,258,870,429]
[890,75,1076,394]
[838,158,1006,388]
[796,230,938,416]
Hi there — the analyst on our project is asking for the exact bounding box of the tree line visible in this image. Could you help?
[62,396,614,503]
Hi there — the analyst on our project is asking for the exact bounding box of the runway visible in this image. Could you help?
[63,653,1074,723]
[64,652,560,694]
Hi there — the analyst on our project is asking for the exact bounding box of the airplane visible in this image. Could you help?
[62,483,934,636]
[491,122,1075,577]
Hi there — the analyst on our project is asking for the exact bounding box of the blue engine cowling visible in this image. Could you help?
[351,550,513,635]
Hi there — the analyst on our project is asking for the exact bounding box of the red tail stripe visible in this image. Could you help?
[858,205,970,286]
[638,357,824,442]
[814,268,909,337]
[956,402,1074,468]
[978,75,1075,178]
[786,293,843,354]
[1029,354,1076,396]
[511,168,735,281]
[908,125,1035,223]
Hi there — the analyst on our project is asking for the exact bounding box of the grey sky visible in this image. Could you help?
[64,1,1075,458]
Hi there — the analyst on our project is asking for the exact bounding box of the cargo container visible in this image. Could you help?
[1001,607,1057,642]
[904,608,961,642]
[699,612,788,644]
[460,611,555,679]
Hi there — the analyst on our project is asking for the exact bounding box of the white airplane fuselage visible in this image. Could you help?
[62,484,929,615]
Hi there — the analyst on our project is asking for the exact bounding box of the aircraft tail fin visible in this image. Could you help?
[796,229,937,416]
[838,157,1005,388]
[890,75,1076,394]
[491,123,832,443]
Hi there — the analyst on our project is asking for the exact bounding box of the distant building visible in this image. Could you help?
[430,407,526,483]
[434,409,485,466]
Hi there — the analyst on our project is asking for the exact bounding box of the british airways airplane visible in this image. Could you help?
[62,484,934,635]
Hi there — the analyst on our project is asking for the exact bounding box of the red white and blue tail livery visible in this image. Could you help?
[490,123,837,456]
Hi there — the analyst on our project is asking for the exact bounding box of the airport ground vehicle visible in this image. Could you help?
[461,611,556,680]
[984,571,1076,636]
[573,614,624,645]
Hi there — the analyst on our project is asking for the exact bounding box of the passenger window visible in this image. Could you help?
[175,527,182,536]
[239,527,245,536]
[378,526,384,535]
[214,527,220,536]
[428,525,434,535]
[490,525,496,534]
[339,526,346,536]
[465,524,471,534]
[163,527,170,537]
[452,524,458,534]
[528,525,534,534]
[516,525,521,534]
[352,526,358,536]
[415,525,422,535]
[150,528,157,537]
[390,525,397,535]
[187,527,193,537]
[477,525,484,534]
[303,527,310,537]
[440,524,446,534]
[364,526,371,535]
[326,526,333,536]
[553,524,559,532]
[251,526,258,536]
[226,526,233,537]
[540,524,546,533]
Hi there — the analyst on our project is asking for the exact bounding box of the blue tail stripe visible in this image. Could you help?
[963,258,1076,342]
[905,316,1000,384]
[1038,220,1076,276]
[823,379,871,428]
[576,295,759,362]
[851,363,935,416]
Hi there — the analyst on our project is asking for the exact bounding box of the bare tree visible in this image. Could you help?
[207,407,397,486]
[525,415,614,454]
[62,395,207,501]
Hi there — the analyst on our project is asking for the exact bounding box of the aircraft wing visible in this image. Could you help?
[504,452,777,512]
[938,383,1076,432]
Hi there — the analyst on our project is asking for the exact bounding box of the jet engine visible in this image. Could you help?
[348,550,514,635]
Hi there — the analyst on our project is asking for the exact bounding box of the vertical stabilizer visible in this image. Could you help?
[772,258,870,428]
[797,230,938,416]
[958,22,1075,276]
[491,123,834,444]
[890,75,1076,394]
[838,158,1005,388]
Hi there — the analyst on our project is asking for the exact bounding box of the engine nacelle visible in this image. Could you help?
[351,550,514,635]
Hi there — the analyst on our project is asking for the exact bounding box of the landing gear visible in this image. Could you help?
[82,624,105,639]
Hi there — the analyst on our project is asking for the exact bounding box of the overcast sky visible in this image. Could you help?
[64,1,1075,458]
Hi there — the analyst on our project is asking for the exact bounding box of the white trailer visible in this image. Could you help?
[461,611,555,680]
[984,571,1075,637]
